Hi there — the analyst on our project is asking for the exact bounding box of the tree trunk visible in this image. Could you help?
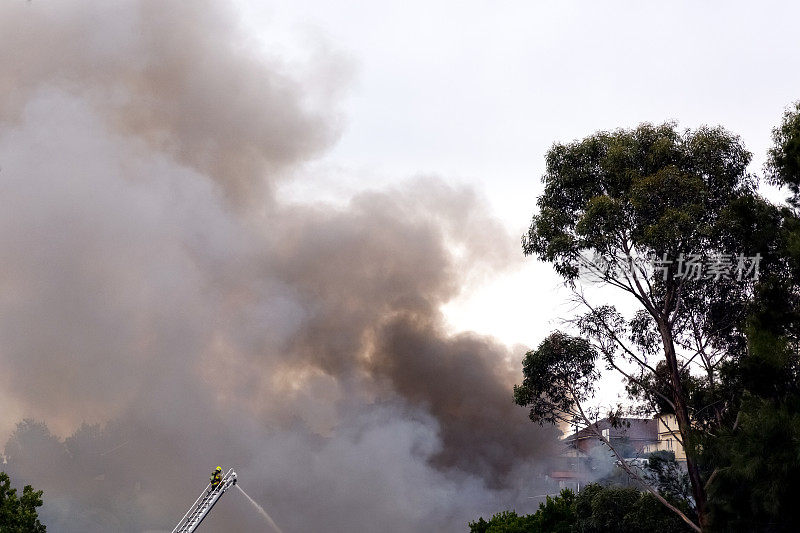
[658,318,708,530]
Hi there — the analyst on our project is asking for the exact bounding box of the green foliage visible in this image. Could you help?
[468,489,576,533]
[767,101,800,207]
[701,150,800,531]
[624,361,713,426]
[703,323,800,531]
[523,122,753,279]
[510,102,800,532]
[513,332,599,425]
[579,485,639,531]
[519,120,783,531]
[469,485,693,533]
[620,492,695,533]
[0,472,46,532]
[468,510,537,533]
[705,393,800,532]
[530,489,576,533]
[522,122,763,382]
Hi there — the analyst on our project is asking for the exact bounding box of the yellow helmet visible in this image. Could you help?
[215,466,222,472]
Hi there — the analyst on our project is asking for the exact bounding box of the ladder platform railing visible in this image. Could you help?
[171,469,237,533]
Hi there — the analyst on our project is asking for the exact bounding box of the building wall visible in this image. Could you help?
[642,414,686,461]
[554,415,687,490]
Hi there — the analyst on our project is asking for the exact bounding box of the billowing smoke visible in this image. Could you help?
[0,1,558,531]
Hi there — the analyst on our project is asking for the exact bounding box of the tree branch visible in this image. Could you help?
[567,383,701,533]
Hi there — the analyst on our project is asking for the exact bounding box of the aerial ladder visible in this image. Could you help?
[171,468,237,533]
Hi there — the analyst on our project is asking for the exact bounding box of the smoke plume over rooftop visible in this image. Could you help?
[0,1,557,531]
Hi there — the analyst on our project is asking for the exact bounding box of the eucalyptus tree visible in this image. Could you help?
[516,122,771,530]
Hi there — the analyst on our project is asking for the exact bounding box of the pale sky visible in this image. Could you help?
[234,0,800,350]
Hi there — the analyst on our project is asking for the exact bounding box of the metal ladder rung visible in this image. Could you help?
[171,469,237,533]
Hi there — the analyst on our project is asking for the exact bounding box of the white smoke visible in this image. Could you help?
[0,2,559,531]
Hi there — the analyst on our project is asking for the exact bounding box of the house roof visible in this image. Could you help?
[563,417,657,445]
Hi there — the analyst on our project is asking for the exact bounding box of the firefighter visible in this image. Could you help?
[209,466,223,491]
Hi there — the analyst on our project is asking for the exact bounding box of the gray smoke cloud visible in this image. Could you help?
[0,1,558,531]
